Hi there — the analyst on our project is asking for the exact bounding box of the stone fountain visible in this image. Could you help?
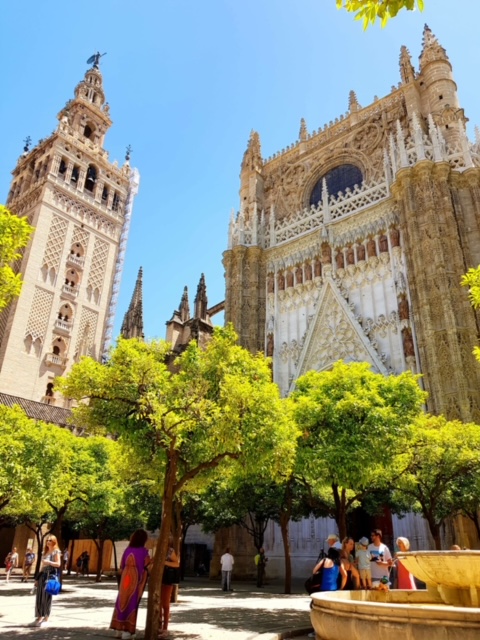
[310,550,480,640]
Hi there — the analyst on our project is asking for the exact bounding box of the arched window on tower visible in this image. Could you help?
[84,165,97,192]
[58,158,67,179]
[309,164,364,207]
[112,191,120,211]
[71,165,80,184]
[102,185,109,202]
[84,124,94,140]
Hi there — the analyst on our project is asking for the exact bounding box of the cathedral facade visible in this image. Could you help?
[224,26,480,424]
[0,60,138,406]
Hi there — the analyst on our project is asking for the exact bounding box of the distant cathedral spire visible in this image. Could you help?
[399,45,415,84]
[121,267,144,339]
[179,286,190,323]
[419,24,449,69]
[299,118,308,141]
[241,130,263,172]
[194,273,208,320]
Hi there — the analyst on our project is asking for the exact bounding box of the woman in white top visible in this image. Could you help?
[33,534,61,627]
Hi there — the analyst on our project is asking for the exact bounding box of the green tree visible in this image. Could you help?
[0,205,33,311]
[58,326,298,640]
[395,414,480,549]
[462,266,480,364]
[337,0,424,28]
[291,361,426,539]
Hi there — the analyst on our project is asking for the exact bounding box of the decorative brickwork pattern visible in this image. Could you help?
[87,238,109,303]
[25,287,54,341]
[71,226,90,249]
[42,215,68,272]
[75,307,99,359]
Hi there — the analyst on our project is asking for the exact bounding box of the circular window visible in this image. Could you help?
[310,164,363,207]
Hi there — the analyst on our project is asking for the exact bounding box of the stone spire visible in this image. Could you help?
[194,273,208,320]
[241,130,263,172]
[399,45,415,84]
[419,24,449,70]
[299,118,308,141]
[120,267,144,339]
[179,286,190,323]
[349,90,360,112]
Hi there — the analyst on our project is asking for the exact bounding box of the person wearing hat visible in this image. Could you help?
[326,534,342,551]
[356,537,372,589]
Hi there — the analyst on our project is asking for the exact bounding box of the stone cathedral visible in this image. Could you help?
[0,59,139,407]
[224,25,480,426]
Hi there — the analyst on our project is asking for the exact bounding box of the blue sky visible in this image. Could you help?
[1,1,479,342]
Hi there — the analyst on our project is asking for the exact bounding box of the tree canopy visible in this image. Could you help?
[291,361,426,538]
[337,0,424,28]
[0,205,33,311]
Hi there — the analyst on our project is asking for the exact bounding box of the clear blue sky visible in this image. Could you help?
[1,1,479,342]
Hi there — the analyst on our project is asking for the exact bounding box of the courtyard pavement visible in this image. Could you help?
[0,575,313,640]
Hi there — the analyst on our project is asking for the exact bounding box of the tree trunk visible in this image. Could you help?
[109,538,119,573]
[427,518,442,550]
[279,512,291,594]
[171,497,183,603]
[96,538,104,582]
[145,454,177,640]
[332,484,347,540]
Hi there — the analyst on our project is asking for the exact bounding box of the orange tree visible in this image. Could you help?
[58,325,297,640]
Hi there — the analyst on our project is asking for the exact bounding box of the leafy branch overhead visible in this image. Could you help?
[337,0,424,29]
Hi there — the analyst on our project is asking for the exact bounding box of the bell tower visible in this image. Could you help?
[0,56,139,405]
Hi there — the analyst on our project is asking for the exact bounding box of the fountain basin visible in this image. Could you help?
[397,550,480,607]
[311,590,480,640]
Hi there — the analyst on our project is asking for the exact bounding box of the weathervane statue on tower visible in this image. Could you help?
[86,51,107,69]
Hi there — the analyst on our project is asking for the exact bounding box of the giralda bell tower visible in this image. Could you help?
[0,56,139,406]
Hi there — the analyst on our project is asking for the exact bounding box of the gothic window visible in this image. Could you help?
[102,185,109,202]
[65,268,80,288]
[53,345,60,355]
[309,164,363,207]
[24,334,33,354]
[84,165,97,192]
[59,158,67,176]
[33,337,42,358]
[45,382,54,397]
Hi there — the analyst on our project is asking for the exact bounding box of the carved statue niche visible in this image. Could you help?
[398,295,409,321]
[296,266,303,285]
[286,270,294,288]
[266,333,274,357]
[379,234,389,253]
[357,243,366,261]
[305,262,313,281]
[277,271,285,291]
[347,246,355,265]
[314,258,322,278]
[390,227,400,248]
[267,274,275,293]
[321,243,332,265]
[402,327,415,358]
[336,251,345,269]
[367,238,377,258]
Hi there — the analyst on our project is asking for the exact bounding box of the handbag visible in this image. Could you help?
[305,563,324,595]
[162,565,180,585]
[45,574,61,596]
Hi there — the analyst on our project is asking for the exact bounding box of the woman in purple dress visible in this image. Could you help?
[110,529,151,640]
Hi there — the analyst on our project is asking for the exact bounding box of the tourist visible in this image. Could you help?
[255,547,268,587]
[340,537,360,589]
[22,547,36,583]
[75,553,82,575]
[220,547,234,592]
[159,538,180,638]
[110,529,151,640]
[325,533,342,551]
[367,529,393,586]
[395,537,416,589]
[450,544,461,550]
[62,547,69,572]
[32,534,61,627]
[5,547,19,582]
[356,537,372,589]
[312,547,347,591]
[81,550,90,576]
